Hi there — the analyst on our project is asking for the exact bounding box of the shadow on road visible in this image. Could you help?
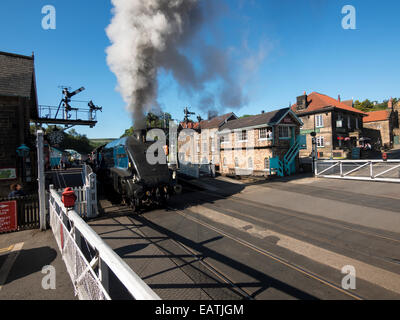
[3,246,58,285]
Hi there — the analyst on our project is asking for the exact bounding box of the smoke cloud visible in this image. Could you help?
[106,0,250,128]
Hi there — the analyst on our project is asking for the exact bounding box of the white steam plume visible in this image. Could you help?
[106,0,251,127]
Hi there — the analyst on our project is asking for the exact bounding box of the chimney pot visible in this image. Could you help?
[338,94,341,102]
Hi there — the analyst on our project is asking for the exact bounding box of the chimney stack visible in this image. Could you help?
[296,91,308,111]
[388,97,393,110]
[338,94,341,102]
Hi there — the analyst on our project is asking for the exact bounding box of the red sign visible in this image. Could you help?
[282,115,294,124]
[0,201,17,233]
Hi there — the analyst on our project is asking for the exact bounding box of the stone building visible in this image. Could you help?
[391,100,400,146]
[362,105,396,148]
[178,113,237,170]
[218,108,303,176]
[0,51,39,197]
[291,92,366,159]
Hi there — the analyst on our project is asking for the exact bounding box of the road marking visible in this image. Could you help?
[187,205,400,295]
[0,242,24,291]
[0,245,14,254]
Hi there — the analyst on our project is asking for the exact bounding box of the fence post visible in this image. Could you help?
[370,161,374,179]
[37,130,47,231]
[99,258,110,294]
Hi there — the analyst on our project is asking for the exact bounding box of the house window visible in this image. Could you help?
[259,127,273,140]
[223,157,227,167]
[248,158,253,169]
[355,118,359,129]
[234,157,239,168]
[264,158,269,170]
[347,116,351,129]
[210,137,215,152]
[316,136,325,148]
[279,126,291,139]
[237,130,247,141]
[220,134,229,144]
[316,115,324,128]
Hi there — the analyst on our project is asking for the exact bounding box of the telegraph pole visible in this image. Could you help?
[37,130,47,230]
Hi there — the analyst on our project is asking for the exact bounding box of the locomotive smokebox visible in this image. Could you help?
[133,129,146,143]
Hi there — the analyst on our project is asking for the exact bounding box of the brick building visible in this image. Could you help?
[362,106,396,149]
[218,108,303,176]
[178,113,237,169]
[391,100,400,146]
[0,51,39,196]
[291,92,367,159]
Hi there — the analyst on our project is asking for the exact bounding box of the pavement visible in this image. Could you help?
[0,229,77,300]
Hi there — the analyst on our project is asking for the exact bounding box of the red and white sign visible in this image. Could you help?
[282,115,294,124]
[0,201,18,233]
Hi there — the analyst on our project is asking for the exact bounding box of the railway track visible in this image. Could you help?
[168,207,365,300]
[121,215,253,300]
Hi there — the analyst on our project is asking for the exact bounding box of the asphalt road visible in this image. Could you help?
[90,174,400,300]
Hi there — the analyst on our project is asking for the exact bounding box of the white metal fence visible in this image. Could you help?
[49,186,160,300]
[315,160,400,183]
[179,162,216,178]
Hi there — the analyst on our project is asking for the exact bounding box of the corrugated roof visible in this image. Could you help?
[0,51,35,98]
[220,108,292,131]
[291,92,366,115]
[363,109,391,123]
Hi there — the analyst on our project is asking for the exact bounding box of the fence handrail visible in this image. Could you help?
[49,187,160,300]
[317,159,400,163]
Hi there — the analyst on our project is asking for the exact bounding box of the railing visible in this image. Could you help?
[315,160,400,183]
[49,185,160,300]
[283,136,301,176]
[38,105,98,122]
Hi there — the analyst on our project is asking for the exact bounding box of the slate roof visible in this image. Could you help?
[179,112,237,130]
[0,51,36,98]
[291,92,366,115]
[220,108,296,131]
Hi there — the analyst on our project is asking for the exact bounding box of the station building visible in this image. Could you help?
[0,51,39,197]
[291,92,367,159]
[218,108,303,176]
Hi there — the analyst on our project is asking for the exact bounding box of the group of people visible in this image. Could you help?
[8,183,26,198]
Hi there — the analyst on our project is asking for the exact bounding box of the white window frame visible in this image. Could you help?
[278,126,291,140]
[259,127,273,141]
[316,136,325,148]
[316,114,324,128]
[248,157,253,169]
[234,157,239,168]
[210,137,215,153]
[236,130,248,142]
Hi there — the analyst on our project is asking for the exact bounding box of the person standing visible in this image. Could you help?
[8,183,26,198]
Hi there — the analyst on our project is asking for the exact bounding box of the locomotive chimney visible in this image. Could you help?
[134,129,146,143]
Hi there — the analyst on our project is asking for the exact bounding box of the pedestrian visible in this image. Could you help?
[8,183,26,198]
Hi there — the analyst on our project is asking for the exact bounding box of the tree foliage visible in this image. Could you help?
[353,98,399,112]
[121,112,172,138]
[44,126,95,154]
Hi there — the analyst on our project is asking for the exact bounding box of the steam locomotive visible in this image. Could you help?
[93,130,181,211]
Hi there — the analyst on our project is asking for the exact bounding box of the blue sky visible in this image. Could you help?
[1,0,399,138]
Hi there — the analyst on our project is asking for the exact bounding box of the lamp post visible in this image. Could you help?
[16,144,30,182]
[311,131,317,175]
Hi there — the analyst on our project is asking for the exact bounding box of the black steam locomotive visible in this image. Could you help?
[93,130,181,211]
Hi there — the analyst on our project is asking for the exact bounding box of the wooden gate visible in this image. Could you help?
[0,195,40,233]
